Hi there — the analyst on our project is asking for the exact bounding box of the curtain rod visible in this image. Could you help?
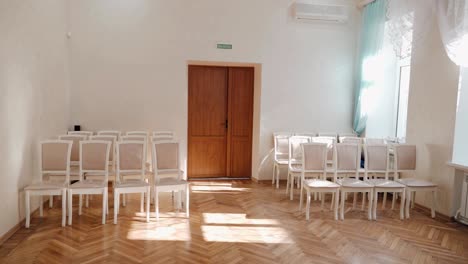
[357,0,376,9]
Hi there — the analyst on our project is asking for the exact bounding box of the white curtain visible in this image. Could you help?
[437,0,468,66]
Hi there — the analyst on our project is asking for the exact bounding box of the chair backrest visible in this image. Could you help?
[318,133,337,139]
[152,135,174,142]
[294,132,317,138]
[58,135,87,164]
[334,143,361,178]
[90,135,117,165]
[312,136,336,163]
[301,143,328,179]
[68,131,93,139]
[40,140,73,183]
[394,144,416,172]
[126,131,148,137]
[79,141,111,182]
[339,136,362,144]
[339,132,357,138]
[364,138,385,145]
[116,141,146,182]
[364,144,389,179]
[152,140,181,182]
[97,130,121,141]
[273,132,293,137]
[273,134,290,161]
[152,130,174,138]
[288,136,312,165]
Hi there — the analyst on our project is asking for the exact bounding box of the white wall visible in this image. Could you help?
[452,67,468,167]
[0,0,71,236]
[406,15,460,216]
[69,0,359,180]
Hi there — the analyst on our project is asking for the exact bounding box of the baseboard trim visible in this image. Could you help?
[0,199,49,246]
[413,203,453,222]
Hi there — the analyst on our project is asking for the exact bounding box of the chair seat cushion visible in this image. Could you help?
[275,159,288,165]
[115,180,149,188]
[155,178,188,186]
[70,180,107,189]
[396,178,437,187]
[25,182,67,190]
[289,164,302,172]
[367,179,405,188]
[337,178,373,188]
[304,179,340,188]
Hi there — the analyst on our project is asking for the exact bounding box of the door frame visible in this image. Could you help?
[187,60,261,179]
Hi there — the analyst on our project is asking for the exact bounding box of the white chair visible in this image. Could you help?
[152,135,174,142]
[287,136,312,200]
[272,133,290,188]
[114,141,150,224]
[364,144,406,220]
[89,135,117,174]
[394,144,437,219]
[152,131,174,138]
[335,143,374,220]
[364,138,385,145]
[339,136,363,144]
[294,132,317,138]
[318,133,338,140]
[25,140,72,228]
[67,140,110,225]
[121,135,150,171]
[68,131,93,138]
[55,135,87,182]
[338,132,357,138]
[299,143,340,220]
[152,140,189,220]
[126,131,148,137]
[312,136,336,171]
[97,130,121,141]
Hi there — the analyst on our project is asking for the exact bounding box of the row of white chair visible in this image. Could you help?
[295,142,437,221]
[67,130,174,141]
[24,138,189,228]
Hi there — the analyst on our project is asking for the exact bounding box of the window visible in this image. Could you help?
[395,58,411,139]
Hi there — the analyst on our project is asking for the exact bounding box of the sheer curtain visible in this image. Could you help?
[353,0,387,135]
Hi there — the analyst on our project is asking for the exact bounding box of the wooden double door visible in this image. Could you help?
[188,65,254,178]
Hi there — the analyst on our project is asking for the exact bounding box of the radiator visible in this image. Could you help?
[456,173,468,225]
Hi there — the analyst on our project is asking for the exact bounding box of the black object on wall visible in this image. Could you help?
[74,125,81,131]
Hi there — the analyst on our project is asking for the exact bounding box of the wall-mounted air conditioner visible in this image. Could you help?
[293,2,348,23]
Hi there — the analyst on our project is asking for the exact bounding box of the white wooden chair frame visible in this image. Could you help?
[68,140,111,225]
[364,144,406,220]
[68,131,93,139]
[25,140,72,228]
[152,140,189,220]
[272,133,291,189]
[335,143,374,220]
[114,141,150,224]
[393,144,437,219]
[299,143,340,221]
[152,131,174,138]
[97,130,122,141]
[287,136,312,200]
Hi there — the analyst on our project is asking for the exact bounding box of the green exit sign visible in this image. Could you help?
[217,43,232,49]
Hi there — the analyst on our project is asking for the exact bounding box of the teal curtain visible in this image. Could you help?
[353,0,387,135]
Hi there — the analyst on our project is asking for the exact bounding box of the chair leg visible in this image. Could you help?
[299,185,304,210]
[155,189,159,220]
[114,189,119,224]
[25,191,30,228]
[361,192,366,210]
[330,192,335,211]
[412,191,416,209]
[102,188,107,224]
[431,190,437,218]
[352,193,357,209]
[185,185,190,218]
[79,194,83,216]
[391,192,396,210]
[49,195,53,208]
[285,173,290,194]
[321,192,325,211]
[373,190,378,220]
[290,176,294,201]
[382,192,387,209]
[334,190,339,220]
[62,190,66,227]
[39,196,43,217]
[146,187,150,222]
[405,189,412,219]
[68,190,73,225]
[368,191,374,221]
[276,165,280,189]
[306,190,311,221]
[86,194,89,208]
[272,164,276,185]
[400,190,405,220]
[123,193,126,207]
[140,193,144,213]
[340,191,345,220]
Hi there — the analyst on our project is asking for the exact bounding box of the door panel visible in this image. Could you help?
[188,66,228,178]
[228,67,254,177]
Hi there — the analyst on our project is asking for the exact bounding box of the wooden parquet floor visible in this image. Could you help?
[1,181,468,264]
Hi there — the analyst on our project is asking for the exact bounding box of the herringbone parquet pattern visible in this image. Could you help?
[1,181,468,263]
